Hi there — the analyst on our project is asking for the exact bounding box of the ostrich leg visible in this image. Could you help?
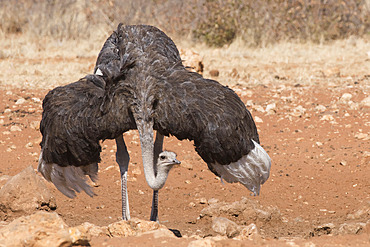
[115,135,131,220]
[150,132,164,222]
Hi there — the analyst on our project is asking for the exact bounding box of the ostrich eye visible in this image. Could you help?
[160,155,166,160]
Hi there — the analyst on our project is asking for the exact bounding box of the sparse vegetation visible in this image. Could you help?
[0,0,369,46]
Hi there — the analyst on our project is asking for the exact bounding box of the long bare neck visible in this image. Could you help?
[136,119,168,190]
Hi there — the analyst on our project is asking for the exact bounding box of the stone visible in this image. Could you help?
[10,125,22,132]
[339,93,353,103]
[68,225,91,245]
[180,48,204,74]
[234,223,260,240]
[108,220,136,237]
[212,217,240,238]
[0,211,71,247]
[107,218,166,238]
[78,222,108,237]
[265,103,276,114]
[15,98,26,105]
[29,120,40,130]
[315,105,326,112]
[347,200,370,220]
[140,228,177,238]
[320,115,335,121]
[361,96,370,107]
[254,116,263,123]
[188,238,217,247]
[209,70,219,77]
[0,166,57,220]
[336,222,366,235]
[0,175,11,190]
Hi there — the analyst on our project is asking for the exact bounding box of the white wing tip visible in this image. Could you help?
[211,141,271,195]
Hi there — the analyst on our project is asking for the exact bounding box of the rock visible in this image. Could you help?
[108,220,136,237]
[265,103,276,114]
[131,217,163,232]
[234,223,260,240]
[31,97,42,103]
[29,120,40,130]
[140,228,177,238]
[0,175,11,190]
[315,104,326,112]
[354,132,369,140]
[311,223,335,237]
[15,98,26,105]
[291,105,306,117]
[320,115,335,121]
[77,222,108,237]
[254,116,263,123]
[361,96,370,107]
[0,211,71,247]
[200,197,280,224]
[339,161,347,166]
[107,218,166,237]
[199,198,208,204]
[212,217,240,238]
[0,166,57,220]
[180,48,204,74]
[188,238,217,247]
[10,125,22,132]
[68,225,91,245]
[181,161,193,170]
[209,70,219,77]
[347,200,370,220]
[339,93,353,103]
[252,105,265,113]
[336,222,366,235]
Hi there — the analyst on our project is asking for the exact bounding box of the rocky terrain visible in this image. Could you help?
[0,36,369,246]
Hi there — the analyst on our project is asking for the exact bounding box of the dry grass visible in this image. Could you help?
[1,32,369,90]
[0,0,369,90]
[1,0,369,46]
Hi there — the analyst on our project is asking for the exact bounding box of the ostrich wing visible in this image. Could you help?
[154,68,259,166]
[40,75,106,167]
[153,68,271,195]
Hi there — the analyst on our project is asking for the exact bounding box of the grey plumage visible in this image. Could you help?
[101,24,271,194]
[38,24,270,221]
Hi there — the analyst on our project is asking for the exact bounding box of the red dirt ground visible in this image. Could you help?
[0,54,369,246]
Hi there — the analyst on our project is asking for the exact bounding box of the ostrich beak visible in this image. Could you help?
[173,158,181,167]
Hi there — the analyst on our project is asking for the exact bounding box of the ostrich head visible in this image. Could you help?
[156,151,181,173]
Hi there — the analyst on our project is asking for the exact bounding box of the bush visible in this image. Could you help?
[0,0,369,46]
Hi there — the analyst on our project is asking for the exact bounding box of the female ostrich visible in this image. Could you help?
[103,25,271,199]
[38,66,180,221]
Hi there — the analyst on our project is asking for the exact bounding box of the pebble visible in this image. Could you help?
[361,96,370,107]
[199,198,207,204]
[25,142,33,148]
[315,105,326,112]
[15,98,26,105]
[339,93,352,102]
[254,116,263,123]
[10,125,22,132]
[354,132,368,140]
[339,161,347,166]
[320,115,335,121]
[265,103,276,114]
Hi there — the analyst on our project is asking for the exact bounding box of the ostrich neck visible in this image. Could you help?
[137,119,167,190]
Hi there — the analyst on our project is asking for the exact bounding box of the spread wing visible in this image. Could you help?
[154,68,260,166]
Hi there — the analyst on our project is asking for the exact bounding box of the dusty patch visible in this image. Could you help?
[0,36,369,246]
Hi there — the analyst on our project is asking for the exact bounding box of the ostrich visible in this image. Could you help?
[99,24,271,210]
[38,65,180,221]
[93,24,184,221]
[39,24,271,223]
